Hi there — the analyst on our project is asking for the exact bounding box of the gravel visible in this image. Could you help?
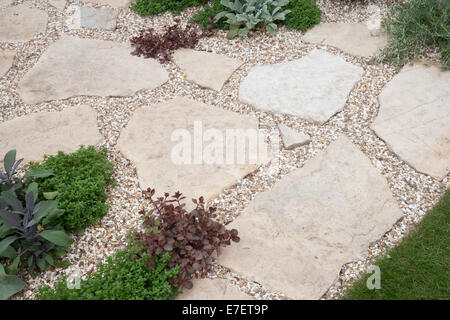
[0,0,446,300]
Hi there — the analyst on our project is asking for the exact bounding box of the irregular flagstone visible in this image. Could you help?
[0,49,15,77]
[278,123,310,150]
[49,0,66,11]
[173,49,243,91]
[71,6,117,30]
[218,136,403,299]
[302,23,388,57]
[0,4,48,42]
[117,96,272,203]
[0,105,103,163]
[239,49,363,123]
[80,0,131,8]
[372,64,450,179]
[17,36,168,104]
[177,278,253,300]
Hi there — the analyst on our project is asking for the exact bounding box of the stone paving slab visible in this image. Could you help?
[302,22,388,57]
[0,4,48,42]
[71,6,117,30]
[278,124,310,150]
[218,136,403,299]
[177,278,253,300]
[117,96,272,204]
[49,0,66,11]
[17,36,168,104]
[173,49,243,91]
[372,64,450,179]
[0,105,103,163]
[0,48,15,77]
[239,49,364,123]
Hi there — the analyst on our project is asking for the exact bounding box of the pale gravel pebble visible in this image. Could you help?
[0,1,446,300]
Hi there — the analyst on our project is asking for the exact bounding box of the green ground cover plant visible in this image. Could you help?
[192,0,322,34]
[380,0,449,69]
[283,0,321,31]
[37,247,178,300]
[343,190,450,300]
[29,146,115,232]
[131,0,205,16]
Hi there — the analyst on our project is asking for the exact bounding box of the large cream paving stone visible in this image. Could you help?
[0,4,48,41]
[218,136,403,299]
[117,96,272,202]
[0,49,15,77]
[177,278,253,300]
[80,0,131,8]
[17,36,168,104]
[0,106,103,163]
[239,49,363,123]
[173,49,243,91]
[302,22,388,57]
[372,64,450,179]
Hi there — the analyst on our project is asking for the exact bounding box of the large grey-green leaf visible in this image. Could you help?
[43,191,59,200]
[3,150,16,175]
[0,245,16,259]
[0,264,26,300]
[23,168,54,179]
[33,200,59,223]
[0,236,19,257]
[38,230,73,247]
[26,182,39,204]
[0,190,23,212]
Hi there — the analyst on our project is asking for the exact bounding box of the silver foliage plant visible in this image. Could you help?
[214,0,292,38]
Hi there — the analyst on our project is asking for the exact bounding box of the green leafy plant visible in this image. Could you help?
[191,0,229,30]
[0,150,53,209]
[283,0,321,31]
[214,0,291,38]
[0,151,73,300]
[29,146,115,232]
[132,189,240,290]
[131,0,205,16]
[37,247,178,300]
[0,188,72,273]
[380,0,450,69]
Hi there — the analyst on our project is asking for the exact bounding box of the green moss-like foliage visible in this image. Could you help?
[282,0,322,31]
[29,146,115,232]
[131,0,204,16]
[37,247,179,300]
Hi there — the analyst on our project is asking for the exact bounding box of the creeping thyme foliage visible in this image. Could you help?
[131,0,205,16]
[37,247,178,300]
[29,146,115,231]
